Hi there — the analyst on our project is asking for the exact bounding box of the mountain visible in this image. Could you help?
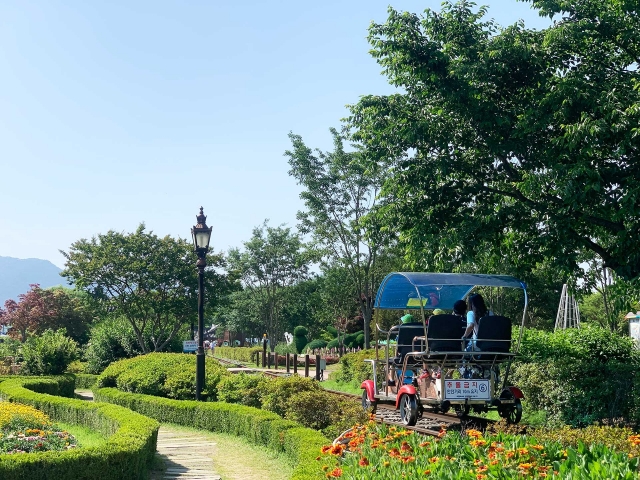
[0,256,71,304]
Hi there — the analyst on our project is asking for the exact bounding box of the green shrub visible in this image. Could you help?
[97,353,231,401]
[94,387,327,480]
[327,338,339,349]
[304,339,328,352]
[22,329,78,375]
[333,349,376,387]
[274,342,298,355]
[511,325,640,426]
[84,318,140,374]
[530,425,638,454]
[0,376,159,480]
[293,326,308,354]
[261,376,322,417]
[214,346,262,363]
[74,374,98,389]
[343,330,364,348]
[65,360,86,373]
[217,373,267,408]
[355,333,365,348]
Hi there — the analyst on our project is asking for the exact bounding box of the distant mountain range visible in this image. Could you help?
[0,256,71,304]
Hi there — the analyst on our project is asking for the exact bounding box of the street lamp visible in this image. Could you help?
[191,206,212,401]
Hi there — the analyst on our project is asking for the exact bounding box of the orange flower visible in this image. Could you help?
[327,467,342,478]
[401,456,416,463]
[470,439,488,448]
[490,460,498,465]
[420,441,431,448]
[388,447,401,458]
[321,445,332,454]
[322,465,329,471]
[517,448,529,456]
[476,466,488,473]
[531,445,544,451]
[476,475,486,480]
[474,459,483,466]
[438,428,447,438]
[505,451,515,459]
[495,447,505,453]
[423,470,431,475]
[467,429,483,439]
[329,444,345,456]
[401,441,413,452]
[359,457,370,466]
[518,463,534,470]
[383,461,390,467]
[429,456,439,463]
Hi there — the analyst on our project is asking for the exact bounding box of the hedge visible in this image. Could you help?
[94,386,328,480]
[0,376,159,480]
[214,346,262,363]
[74,373,99,389]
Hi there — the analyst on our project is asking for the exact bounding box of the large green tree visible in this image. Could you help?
[61,225,234,353]
[286,129,396,348]
[348,0,640,281]
[228,221,310,349]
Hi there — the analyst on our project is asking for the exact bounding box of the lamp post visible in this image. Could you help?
[191,206,212,401]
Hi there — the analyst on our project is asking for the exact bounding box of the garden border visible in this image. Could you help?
[94,386,328,480]
[0,376,159,480]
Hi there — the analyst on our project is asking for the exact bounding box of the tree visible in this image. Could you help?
[286,129,395,348]
[228,221,310,350]
[0,285,93,343]
[347,0,640,282]
[61,224,235,353]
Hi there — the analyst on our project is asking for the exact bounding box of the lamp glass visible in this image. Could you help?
[195,230,211,250]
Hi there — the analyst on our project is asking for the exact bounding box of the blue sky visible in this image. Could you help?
[0,1,550,268]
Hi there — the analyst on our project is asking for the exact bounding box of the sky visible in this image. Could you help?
[0,1,551,269]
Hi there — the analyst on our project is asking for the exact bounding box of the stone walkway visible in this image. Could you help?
[74,390,221,480]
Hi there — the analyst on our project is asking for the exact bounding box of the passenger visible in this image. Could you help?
[432,308,445,316]
[462,293,488,351]
[453,300,467,317]
[400,313,414,325]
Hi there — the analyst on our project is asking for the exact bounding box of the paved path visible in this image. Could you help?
[74,390,221,480]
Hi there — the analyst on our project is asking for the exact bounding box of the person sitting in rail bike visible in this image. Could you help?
[462,293,490,351]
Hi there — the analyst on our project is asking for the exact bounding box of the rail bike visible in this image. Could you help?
[360,273,526,426]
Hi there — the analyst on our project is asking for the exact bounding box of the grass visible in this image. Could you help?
[54,422,109,449]
[150,423,293,480]
[320,378,363,395]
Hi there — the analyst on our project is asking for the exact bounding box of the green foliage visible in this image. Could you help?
[261,376,321,418]
[61,224,237,353]
[215,346,262,363]
[74,374,98,389]
[274,342,297,355]
[0,376,158,480]
[333,349,376,387]
[216,373,267,408]
[347,0,640,282]
[65,360,86,373]
[304,339,328,352]
[94,386,327,480]
[530,425,638,455]
[84,317,143,374]
[22,329,77,375]
[327,338,339,349]
[293,325,308,353]
[343,330,364,348]
[96,353,231,401]
[511,325,640,426]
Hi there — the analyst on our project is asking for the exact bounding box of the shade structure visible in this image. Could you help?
[374,272,526,310]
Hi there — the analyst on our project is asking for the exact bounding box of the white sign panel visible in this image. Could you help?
[630,319,640,344]
[444,379,490,400]
[183,340,197,352]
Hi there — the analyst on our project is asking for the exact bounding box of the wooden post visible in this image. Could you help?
[256,351,260,367]
[262,336,267,368]
[315,354,321,381]
[293,354,298,375]
[286,353,290,373]
[304,355,310,378]
[275,353,278,370]
[267,352,271,369]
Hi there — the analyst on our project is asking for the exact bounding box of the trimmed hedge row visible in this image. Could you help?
[94,386,327,480]
[0,376,159,480]
[214,346,261,363]
[74,373,99,389]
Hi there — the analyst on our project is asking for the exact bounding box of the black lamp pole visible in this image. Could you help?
[192,207,212,401]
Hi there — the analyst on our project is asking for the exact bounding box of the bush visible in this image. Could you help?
[333,349,376,387]
[22,329,77,375]
[261,376,321,418]
[343,330,364,348]
[65,360,86,373]
[217,373,267,408]
[74,374,98,389]
[304,340,328,352]
[327,338,339,349]
[94,386,327,480]
[274,342,298,355]
[96,353,231,401]
[511,325,640,426]
[214,346,262,363]
[293,326,308,354]
[84,318,140,374]
[0,376,158,480]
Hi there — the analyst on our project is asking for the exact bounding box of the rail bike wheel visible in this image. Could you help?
[399,393,418,426]
[362,390,376,412]
[504,398,522,424]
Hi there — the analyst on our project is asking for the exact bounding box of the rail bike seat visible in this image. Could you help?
[470,315,515,363]
[390,322,426,366]
[425,314,466,362]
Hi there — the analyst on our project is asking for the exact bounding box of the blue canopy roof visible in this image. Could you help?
[374,272,526,310]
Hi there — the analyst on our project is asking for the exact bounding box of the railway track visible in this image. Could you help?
[215,358,493,438]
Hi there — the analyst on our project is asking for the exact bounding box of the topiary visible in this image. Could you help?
[304,339,327,352]
[293,326,308,354]
[327,338,339,349]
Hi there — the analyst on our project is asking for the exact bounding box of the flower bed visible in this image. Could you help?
[0,376,159,480]
[318,422,640,479]
[0,401,78,454]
